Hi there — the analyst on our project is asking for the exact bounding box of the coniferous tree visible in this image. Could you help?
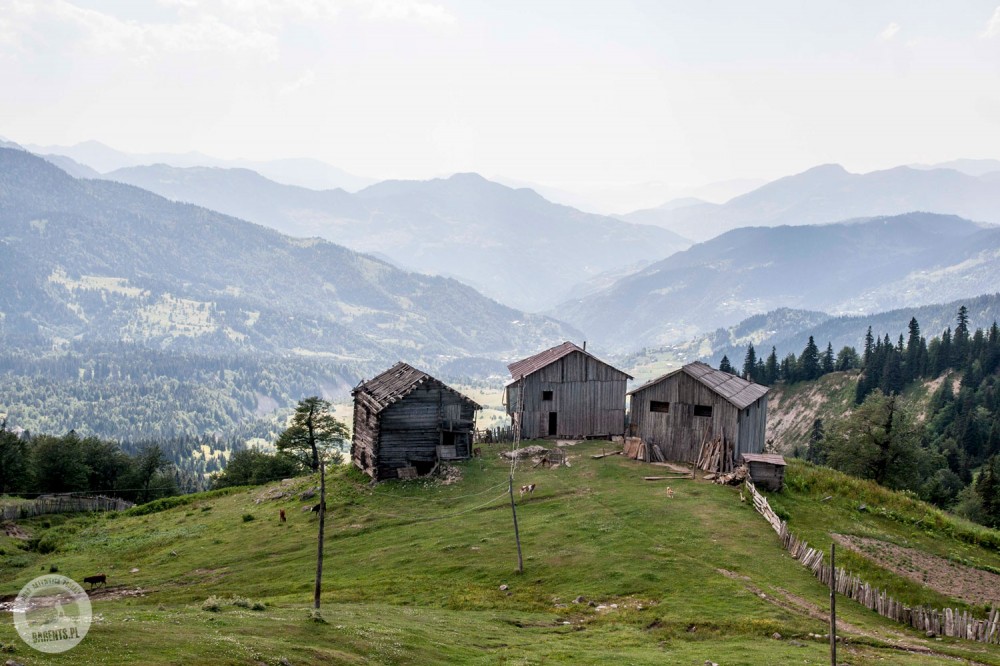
[763,347,779,385]
[800,336,821,381]
[719,355,735,374]
[904,317,922,381]
[821,342,835,375]
[955,305,970,364]
[863,326,875,366]
[977,455,1000,528]
[742,344,757,381]
[807,418,826,464]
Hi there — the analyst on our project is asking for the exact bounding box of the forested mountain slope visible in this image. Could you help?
[0,147,575,361]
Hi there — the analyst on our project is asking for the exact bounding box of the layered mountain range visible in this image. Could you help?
[96,164,690,311]
[0,147,576,368]
[623,164,1000,242]
[554,213,1000,351]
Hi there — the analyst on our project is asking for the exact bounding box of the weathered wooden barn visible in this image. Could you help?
[351,362,480,481]
[741,453,786,491]
[627,362,769,465]
[504,341,631,439]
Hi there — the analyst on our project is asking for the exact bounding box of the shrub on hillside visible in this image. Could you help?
[211,449,306,489]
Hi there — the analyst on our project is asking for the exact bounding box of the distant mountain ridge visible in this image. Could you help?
[623,164,1000,241]
[0,147,578,367]
[100,164,691,311]
[24,140,376,192]
[553,212,1000,351]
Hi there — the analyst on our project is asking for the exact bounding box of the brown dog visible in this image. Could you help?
[279,509,286,522]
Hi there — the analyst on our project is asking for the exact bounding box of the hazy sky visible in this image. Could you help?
[2,1,1000,198]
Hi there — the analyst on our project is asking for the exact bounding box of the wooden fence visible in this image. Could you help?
[475,426,516,444]
[1,494,133,521]
[744,479,1000,644]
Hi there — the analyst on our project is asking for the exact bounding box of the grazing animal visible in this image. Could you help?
[310,502,326,514]
[83,573,107,589]
[279,509,286,522]
[518,483,535,498]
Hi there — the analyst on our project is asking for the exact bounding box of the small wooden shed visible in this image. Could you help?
[504,341,632,439]
[627,362,769,466]
[741,453,787,491]
[351,362,480,481]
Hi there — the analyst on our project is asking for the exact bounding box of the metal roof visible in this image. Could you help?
[741,453,787,466]
[507,341,633,380]
[627,361,769,410]
[353,361,480,412]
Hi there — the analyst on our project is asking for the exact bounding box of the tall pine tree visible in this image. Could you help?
[742,344,757,381]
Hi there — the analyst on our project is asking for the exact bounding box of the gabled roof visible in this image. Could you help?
[507,341,633,380]
[353,362,480,412]
[627,361,768,410]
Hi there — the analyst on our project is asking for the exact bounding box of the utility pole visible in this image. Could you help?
[830,543,837,666]
[508,475,523,573]
[314,458,326,610]
[507,375,525,573]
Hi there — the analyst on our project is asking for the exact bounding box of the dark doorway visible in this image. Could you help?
[548,412,558,436]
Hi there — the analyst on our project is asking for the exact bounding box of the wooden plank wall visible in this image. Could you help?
[629,372,740,463]
[747,461,784,490]
[375,384,476,480]
[736,397,767,458]
[351,393,381,478]
[510,352,628,439]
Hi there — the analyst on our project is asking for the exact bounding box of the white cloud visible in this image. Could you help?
[366,0,456,25]
[278,69,316,96]
[2,0,279,60]
[983,6,1000,39]
[878,22,900,41]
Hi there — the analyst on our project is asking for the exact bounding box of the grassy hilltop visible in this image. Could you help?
[2,441,1000,665]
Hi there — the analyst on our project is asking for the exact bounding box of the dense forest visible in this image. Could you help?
[725,306,1000,528]
[0,344,358,441]
[0,427,181,502]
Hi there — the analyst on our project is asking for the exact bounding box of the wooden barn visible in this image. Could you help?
[351,362,480,481]
[504,341,631,439]
[627,362,769,465]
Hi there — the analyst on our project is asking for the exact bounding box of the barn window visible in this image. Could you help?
[694,404,713,417]
[650,400,670,413]
[542,390,553,401]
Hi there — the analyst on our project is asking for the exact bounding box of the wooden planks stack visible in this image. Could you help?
[743,479,1000,644]
[623,436,646,461]
[696,434,733,474]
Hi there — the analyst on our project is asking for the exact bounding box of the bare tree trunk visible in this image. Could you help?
[314,459,326,610]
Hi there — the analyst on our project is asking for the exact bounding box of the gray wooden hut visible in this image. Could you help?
[741,453,786,491]
[504,342,631,439]
[627,362,768,465]
[351,362,480,481]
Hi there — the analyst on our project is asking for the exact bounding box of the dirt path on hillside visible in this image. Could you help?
[833,534,1000,607]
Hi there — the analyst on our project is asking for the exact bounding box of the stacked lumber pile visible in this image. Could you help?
[695,434,733,474]
[712,465,748,486]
